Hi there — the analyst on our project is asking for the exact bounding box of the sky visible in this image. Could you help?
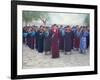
[23,11,89,27]
[48,12,89,26]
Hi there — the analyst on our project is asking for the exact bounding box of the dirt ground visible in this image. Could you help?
[22,44,90,69]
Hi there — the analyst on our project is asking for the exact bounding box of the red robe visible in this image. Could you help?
[74,37,80,48]
[73,31,80,49]
[51,29,59,58]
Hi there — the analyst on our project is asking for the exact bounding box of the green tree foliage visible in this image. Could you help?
[22,11,50,26]
[84,14,90,27]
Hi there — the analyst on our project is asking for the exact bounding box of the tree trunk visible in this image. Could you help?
[40,17,47,26]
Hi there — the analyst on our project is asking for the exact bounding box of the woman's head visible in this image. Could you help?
[65,25,71,32]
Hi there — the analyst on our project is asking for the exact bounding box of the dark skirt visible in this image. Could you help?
[37,38,44,53]
[59,36,64,50]
[64,32,73,52]
[44,37,51,52]
[86,35,89,48]
[35,38,38,50]
[27,34,32,48]
[35,32,39,50]
[73,37,80,48]
[23,36,25,44]
[23,33,28,44]
[30,37,34,49]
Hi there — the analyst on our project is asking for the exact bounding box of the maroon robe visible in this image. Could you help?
[51,29,59,58]
[73,31,80,49]
[74,37,80,48]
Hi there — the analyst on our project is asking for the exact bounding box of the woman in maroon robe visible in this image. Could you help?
[51,24,59,58]
[74,26,80,51]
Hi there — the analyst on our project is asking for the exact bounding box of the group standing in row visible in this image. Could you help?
[23,24,89,58]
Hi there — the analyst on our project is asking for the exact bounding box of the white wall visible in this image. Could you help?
[0,0,99,80]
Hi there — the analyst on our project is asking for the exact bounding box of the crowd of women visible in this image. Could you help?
[23,24,89,58]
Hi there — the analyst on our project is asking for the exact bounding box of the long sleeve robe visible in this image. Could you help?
[37,31,45,53]
[59,28,64,50]
[51,29,59,58]
[23,32,28,44]
[86,32,89,49]
[80,31,88,53]
[64,31,73,52]
[30,32,35,49]
[74,30,80,49]
[44,31,51,52]
[35,31,39,50]
[27,32,32,48]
